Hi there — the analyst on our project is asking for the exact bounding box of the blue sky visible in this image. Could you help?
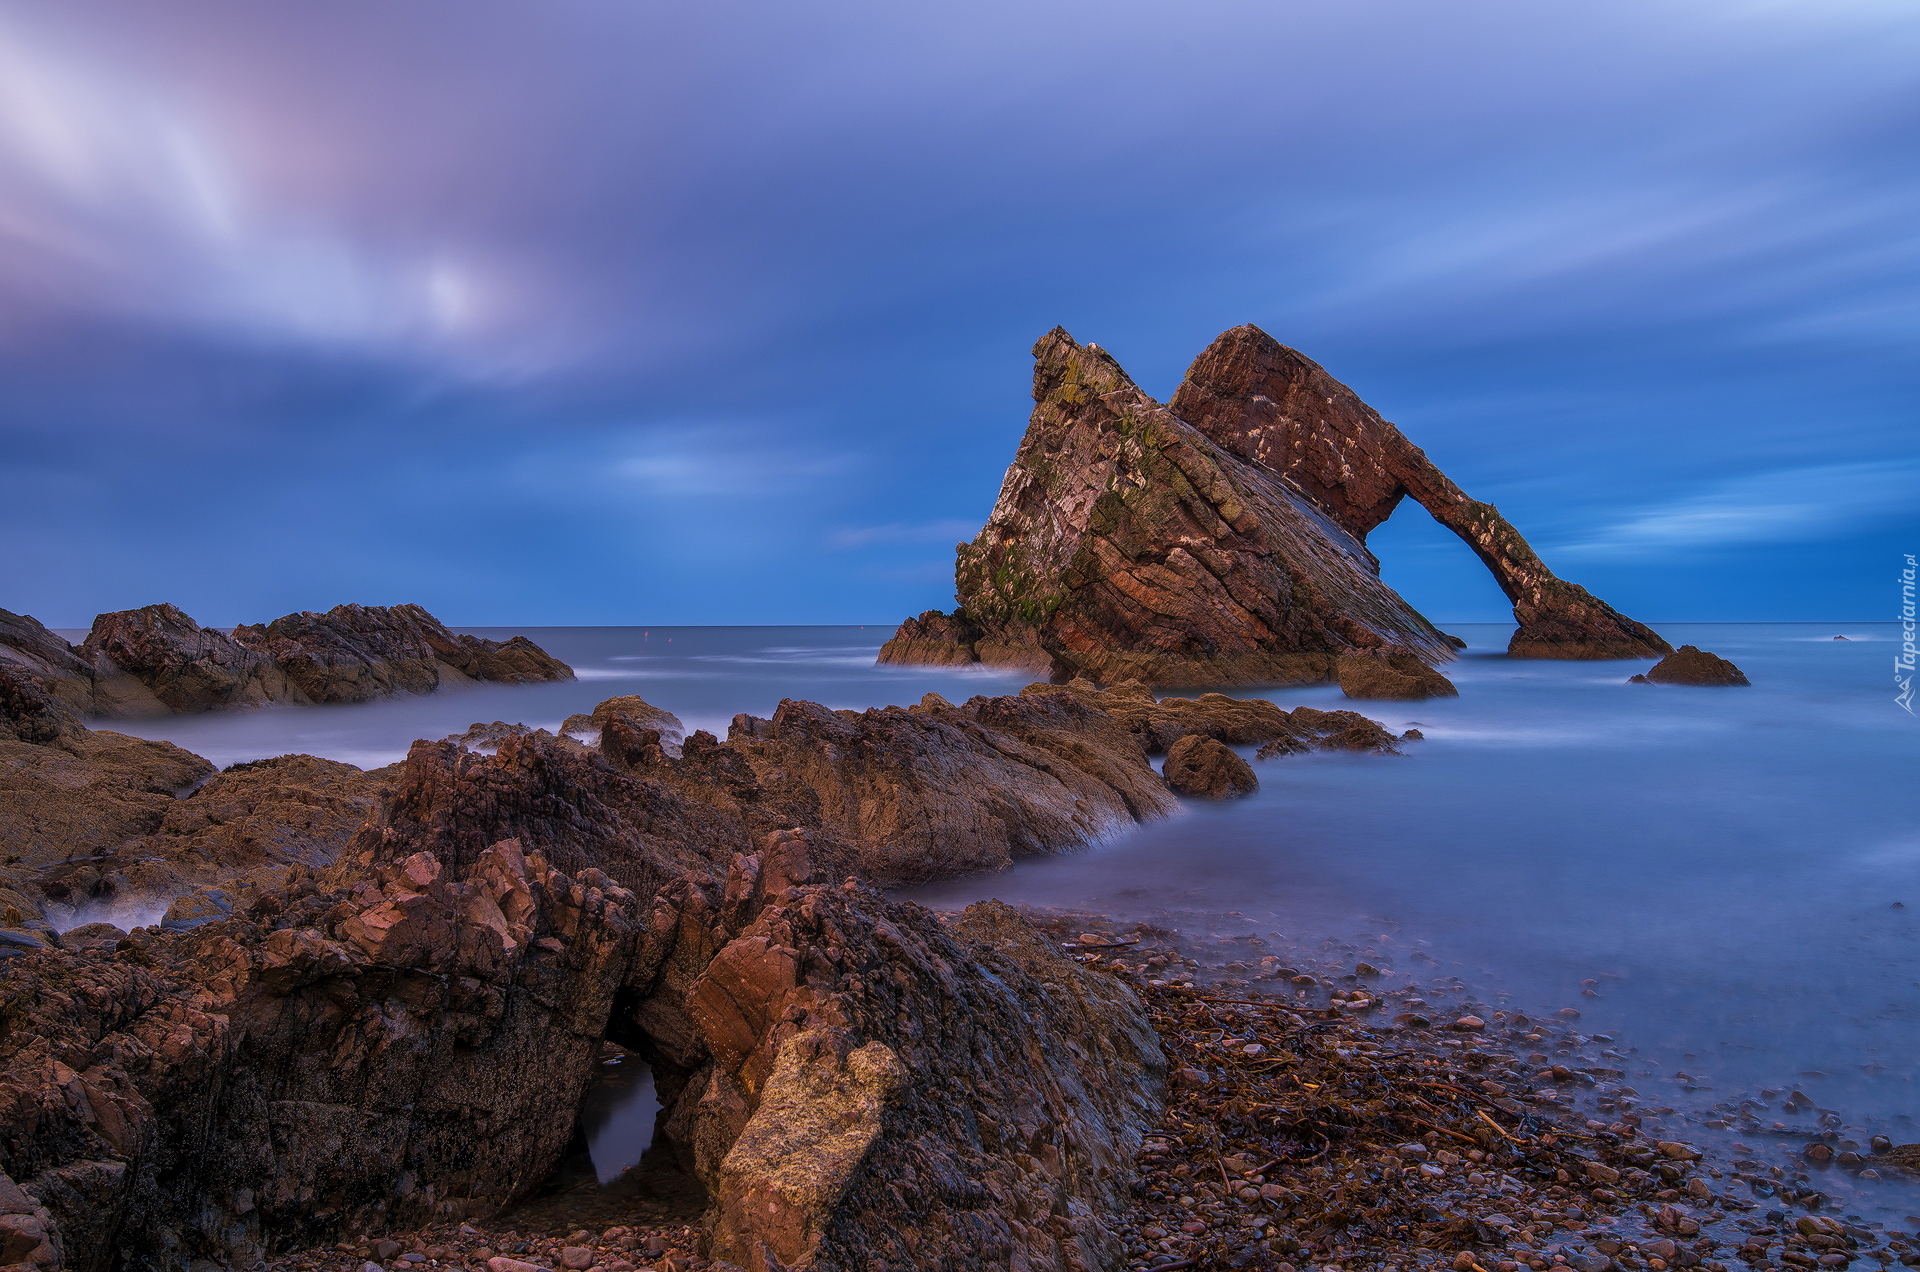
[0,0,1914,627]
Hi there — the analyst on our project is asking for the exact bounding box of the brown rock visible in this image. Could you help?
[1161,734,1258,799]
[1335,648,1459,700]
[560,696,685,751]
[1168,325,1670,661]
[1025,679,1297,754]
[1642,645,1750,686]
[82,602,279,713]
[880,328,1455,687]
[231,603,572,704]
[4,601,575,718]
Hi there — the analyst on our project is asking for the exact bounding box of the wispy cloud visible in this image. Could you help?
[827,519,979,549]
[1555,460,1920,557]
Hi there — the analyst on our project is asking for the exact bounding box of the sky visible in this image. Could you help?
[0,0,1914,628]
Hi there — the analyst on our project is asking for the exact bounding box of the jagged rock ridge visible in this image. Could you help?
[0,602,573,717]
[881,326,1666,682]
[881,329,1456,688]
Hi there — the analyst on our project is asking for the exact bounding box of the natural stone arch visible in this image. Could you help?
[1168,325,1669,660]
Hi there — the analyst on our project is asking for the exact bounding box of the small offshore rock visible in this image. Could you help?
[1161,734,1258,799]
[1643,644,1750,686]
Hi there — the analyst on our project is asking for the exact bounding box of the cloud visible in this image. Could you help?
[827,519,980,549]
[1554,460,1920,558]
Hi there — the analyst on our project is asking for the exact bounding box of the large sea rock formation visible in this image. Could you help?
[881,329,1457,688]
[0,603,572,718]
[879,327,1666,685]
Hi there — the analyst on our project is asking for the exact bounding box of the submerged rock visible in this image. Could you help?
[1161,734,1258,799]
[1638,645,1750,687]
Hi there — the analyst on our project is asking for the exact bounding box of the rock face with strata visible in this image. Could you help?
[1167,325,1669,660]
[0,739,1165,1272]
[880,329,1456,688]
[0,602,573,719]
[882,326,1667,680]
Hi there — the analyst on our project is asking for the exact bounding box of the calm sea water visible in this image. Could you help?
[92,622,1920,1214]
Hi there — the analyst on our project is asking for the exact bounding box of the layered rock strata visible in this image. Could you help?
[0,602,571,719]
[881,326,1665,682]
[1167,325,1669,660]
[0,775,1164,1272]
[0,678,1420,1270]
[879,329,1456,688]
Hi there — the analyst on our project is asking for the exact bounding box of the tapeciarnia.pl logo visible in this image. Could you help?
[1899,553,1916,714]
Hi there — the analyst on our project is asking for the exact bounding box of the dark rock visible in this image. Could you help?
[1024,679,1297,754]
[1643,645,1751,686]
[880,328,1455,687]
[0,664,85,747]
[231,603,573,704]
[560,695,685,751]
[1161,735,1258,799]
[1335,647,1459,700]
[82,603,279,713]
[1,798,1163,1272]
[3,601,573,718]
[1168,325,1670,661]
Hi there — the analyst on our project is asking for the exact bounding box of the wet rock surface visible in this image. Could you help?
[0,602,572,718]
[0,679,1188,1272]
[879,328,1457,687]
[1015,910,1920,1272]
[1337,650,1461,701]
[1162,735,1259,799]
[1637,648,1751,688]
[1168,326,1670,663]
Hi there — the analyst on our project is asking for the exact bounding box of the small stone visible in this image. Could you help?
[362,1264,383,1272]
[1657,1141,1700,1160]
[489,1260,542,1272]
[375,1242,404,1260]
[1454,1015,1487,1031]
[1804,1144,1834,1163]
[561,1248,595,1269]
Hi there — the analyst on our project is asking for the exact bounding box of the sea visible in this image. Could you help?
[76,622,1920,1221]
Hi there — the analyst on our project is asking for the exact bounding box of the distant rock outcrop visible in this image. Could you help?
[0,602,572,718]
[1632,645,1750,686]
[879,329,1457,689]
[1168,326,1670,661]
[880,326,1666,684]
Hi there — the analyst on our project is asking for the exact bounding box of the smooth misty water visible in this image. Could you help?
[94,622,1920,1216]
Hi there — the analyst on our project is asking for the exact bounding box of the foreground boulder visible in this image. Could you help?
[0,772,1164,1272]
[1168,325,1670,661]
[0,602,572,718]
[1632,645,1751,687]
[879,329,1456,687]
